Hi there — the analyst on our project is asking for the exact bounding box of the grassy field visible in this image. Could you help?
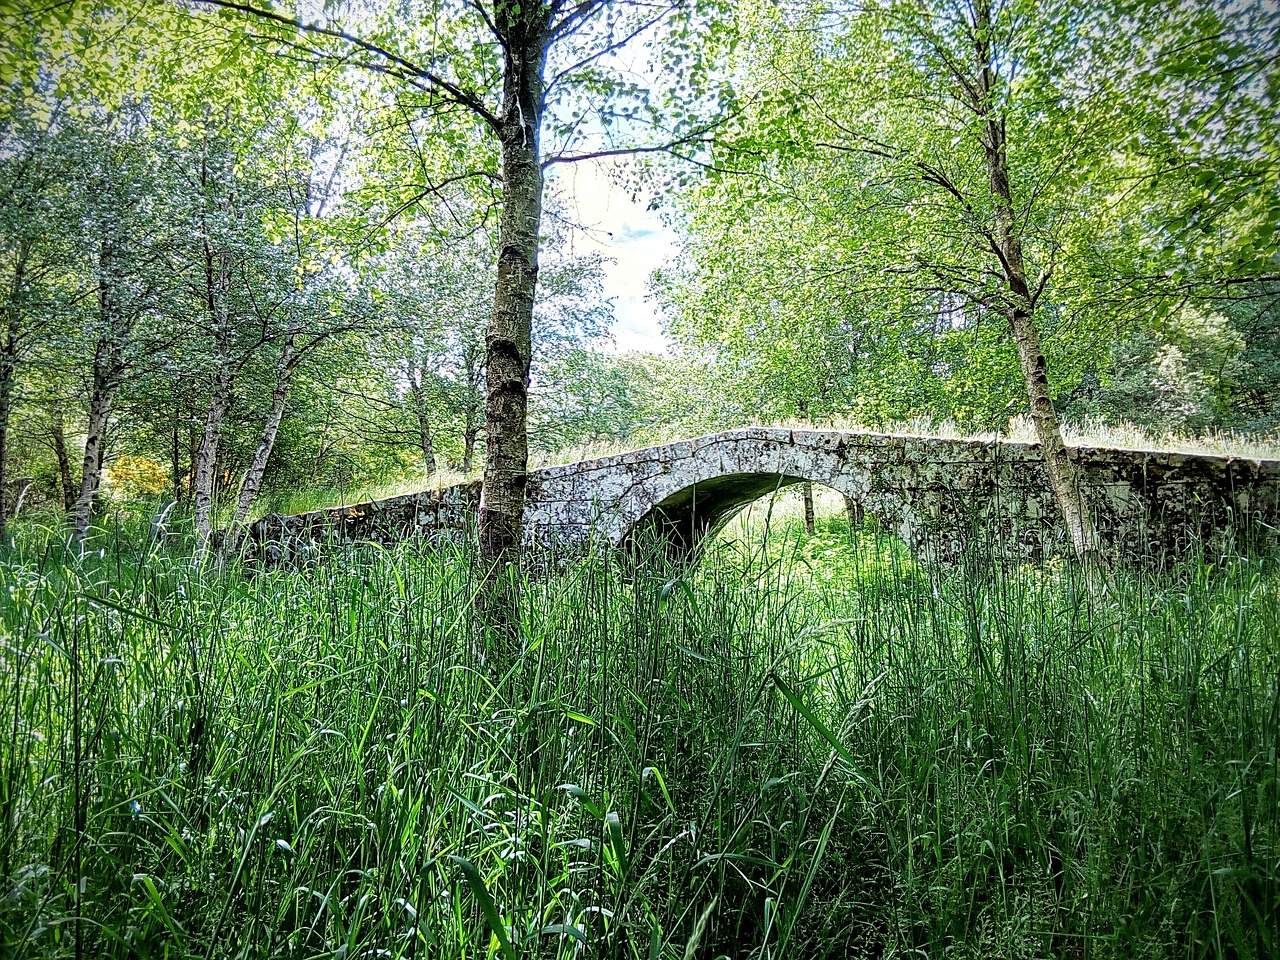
[1,505,1278,958]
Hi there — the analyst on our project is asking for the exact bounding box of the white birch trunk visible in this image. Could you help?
[227,337,301,548]
[192,369,232,553]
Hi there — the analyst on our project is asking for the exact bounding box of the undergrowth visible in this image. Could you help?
[0,516,1277,958]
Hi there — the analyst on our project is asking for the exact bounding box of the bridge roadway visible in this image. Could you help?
[250,427,1280,564]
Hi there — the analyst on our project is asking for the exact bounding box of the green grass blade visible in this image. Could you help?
[450,854,518,960]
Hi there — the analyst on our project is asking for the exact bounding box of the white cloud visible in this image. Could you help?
[553,160,677,355]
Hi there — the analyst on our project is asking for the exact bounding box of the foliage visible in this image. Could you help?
[103,453,168,498]
[2,1,1279,955]
[656,0,1280,435]
[0,4,629,532]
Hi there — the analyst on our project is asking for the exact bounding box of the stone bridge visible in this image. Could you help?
[249,428,1280,565]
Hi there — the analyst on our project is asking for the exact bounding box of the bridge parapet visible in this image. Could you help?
[249,481,480,565]
[248,429,1280,565]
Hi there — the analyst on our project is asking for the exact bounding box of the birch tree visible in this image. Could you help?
[667,0,1280,561]
[367,221,494,477]
[68,109,175,542]
[367,204,612,477]
[226,121,368,542]
[198,0,729,636]
[148,81,357,551]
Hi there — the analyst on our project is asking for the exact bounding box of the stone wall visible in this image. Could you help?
[249,482,480,565]
[248,429,1280,565]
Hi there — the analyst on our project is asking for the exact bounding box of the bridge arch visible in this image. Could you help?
[618,472,873,560]
[527,429,931,562]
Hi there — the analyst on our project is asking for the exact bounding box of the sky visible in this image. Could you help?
[555,160,679,356]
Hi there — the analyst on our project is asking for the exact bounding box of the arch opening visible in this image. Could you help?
[620,472,885,567]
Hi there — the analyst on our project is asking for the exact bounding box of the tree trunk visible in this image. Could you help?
[973,0,1098,560]
[418,415,437,475]
[193,368,232,552]
[72,236,126,543]
[72,235,135,543]
[801,481,815,536]
[50,404,76,511]
[70,348,115,542]
[462,418,478,473]
[481,125,543,569]
[405,354,438,476]
[410,388,437,477]
[1006,307,1097,558]
[230,336,300,537]
[193,226,234,554]
[477,16,551,646]
[11,479,33,517]
[0,242,27,542]
[844,495,864,533]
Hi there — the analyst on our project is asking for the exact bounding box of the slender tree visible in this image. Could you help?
[66,109,171,542]
[666,0,1280,560]
[198,0,726,637]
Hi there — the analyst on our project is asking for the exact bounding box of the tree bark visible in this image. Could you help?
[193,226,234,554]
[70,350,116,541]
[193,367,231,552]
[72,235,131,543]
[462,419,478,473]
[417,413,437,475]
[230,335,300,538]
[0,241,28,542]
[10,479,32,517]
[477,10,551,645]
[1005,304,1097,558]
[973,0,1098,561]
[50,404,76,511]
[801,481,815,535]
[844,494,863,533]
[481,123,543,568]
[408,357,438,476]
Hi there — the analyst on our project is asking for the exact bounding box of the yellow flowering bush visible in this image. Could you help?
[105,455,170,498]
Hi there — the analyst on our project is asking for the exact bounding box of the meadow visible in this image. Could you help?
[1,501,1277,958]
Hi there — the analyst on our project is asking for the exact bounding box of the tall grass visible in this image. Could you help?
[1,513,1277,958]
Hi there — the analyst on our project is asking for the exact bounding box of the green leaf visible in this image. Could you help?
[450,855,517,960]
[642,765,677,815]
[558,783,603,820]
[540,923,587,943]
[605,810,631,880]
[772,673,857,769]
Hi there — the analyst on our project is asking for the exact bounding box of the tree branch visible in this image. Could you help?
[195,0,501,128]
